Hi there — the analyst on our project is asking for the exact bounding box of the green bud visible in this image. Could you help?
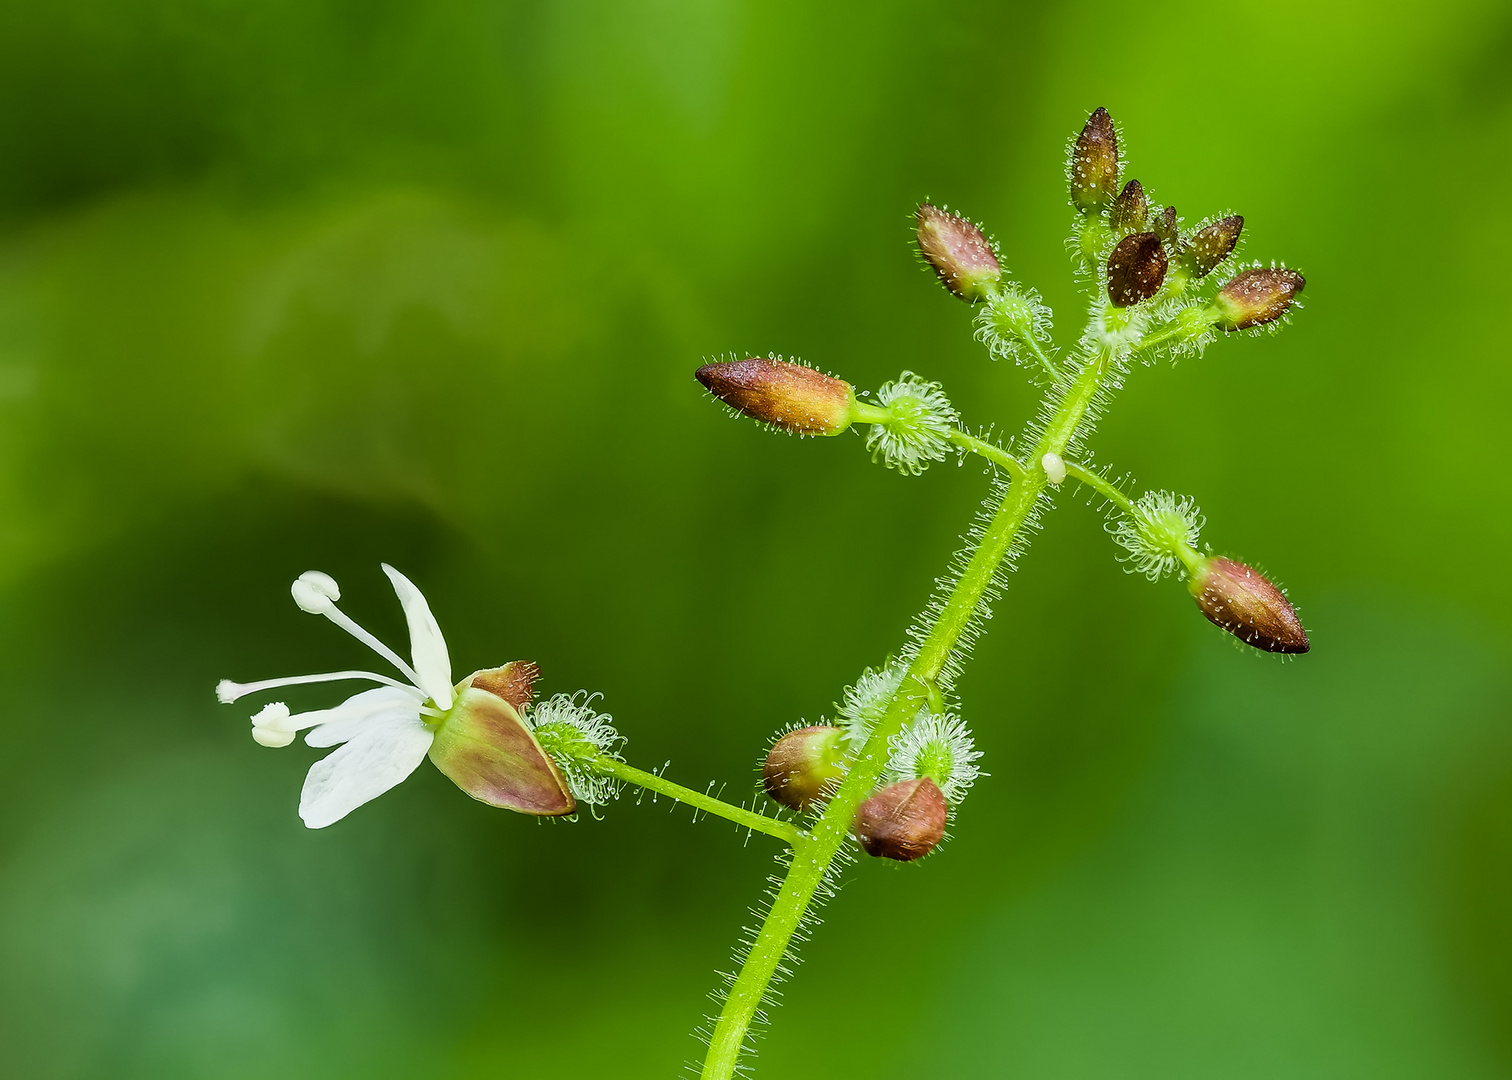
[1213,267,1305,330]
[1106,231,1168,307]
[429,664,577,816]
[915,204,1002,302]
[1186,215,1243,277]
[1070,107,1120,212]
[1109,179,1147,233]
[854,777,948,861]
[1190,557,1309,654]
[762,725,845,812]
[696,357,857,435]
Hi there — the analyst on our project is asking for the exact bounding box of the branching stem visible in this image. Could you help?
[699,349,1116,1080]
[590,757,804,845]
[947,429,1027,478]
[1064,460,1133,511]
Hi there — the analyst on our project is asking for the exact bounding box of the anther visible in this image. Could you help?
[291,571,341,614]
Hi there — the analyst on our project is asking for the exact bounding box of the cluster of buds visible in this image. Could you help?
[761,689,981,862]
[1066,107,1303,339]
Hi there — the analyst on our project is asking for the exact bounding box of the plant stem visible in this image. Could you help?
[591,758,803,845]
[699,350,1114,1080]
[947,429,1027,478]
[1063,460,1132,511]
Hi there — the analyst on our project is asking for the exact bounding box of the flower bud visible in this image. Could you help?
[1213,267,1305,330]
[1109,179,1147,233]
[1106,232,1168,307]
[915,204,1001,302]
[1151,206,1180,250]
[763,725,845,812]
[1187,215,1243,277]
[428,664,577,816]
[854,777,948,861]
[696,357,856,435]
[1070,107,1120,212]
[1189,557,1310,654]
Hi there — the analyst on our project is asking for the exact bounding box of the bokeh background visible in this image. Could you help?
[1,1,1510,1077]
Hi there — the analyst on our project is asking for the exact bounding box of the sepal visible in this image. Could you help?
[428,665,577,816]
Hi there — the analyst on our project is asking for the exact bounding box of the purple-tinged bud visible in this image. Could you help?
[1106,232,1168,307]
[1110,179,1147,232]
[1187,215,1243,277]
[763,725,845,812]
[1189,557,1310,654]
[854,777,948,861]
[428,664,577,816]
[1070,107,1120,212]
[1152,206,1181,251]
[915,204,1001,302]
[1213,267,1305,330]
[696,357,856,435]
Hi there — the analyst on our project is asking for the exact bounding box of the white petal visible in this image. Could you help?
[298,712,434,829]
[381,564,453,710]
[302,687,423,747]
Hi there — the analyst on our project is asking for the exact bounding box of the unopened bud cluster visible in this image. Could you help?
[1058,106,1304,350]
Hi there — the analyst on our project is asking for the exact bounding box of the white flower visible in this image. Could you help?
[217,565,454,829]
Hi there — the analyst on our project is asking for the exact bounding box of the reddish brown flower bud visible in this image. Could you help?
[1070,107,1120,212]
[1110,179,1147,232]
[915,204,1001,302]
[763,725,845,812]
[1187,215,1243,277]
[1213,267,1305,330]
[1190,557,1310,654]
[1152,206,1180,251]
[1106,232,1168,307]
[854,777,948,861]
[696,357,856,435]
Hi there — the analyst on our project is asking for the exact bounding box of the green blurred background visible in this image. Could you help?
[1,1,1510,1077]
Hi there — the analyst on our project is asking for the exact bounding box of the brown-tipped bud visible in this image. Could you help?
[1106,232,1168,307]
[1190,557,1310,654]
[915,204,1001,302]
[696,357,856,435]
[428,666,577,816]
[1152,206,1180,251]
[1071,107,1120,212]
[854,777,948,861]
[1110,179,1147,232]
[1213,267,1305,330]
[763,725,845,812]
[1187,215,1243,277]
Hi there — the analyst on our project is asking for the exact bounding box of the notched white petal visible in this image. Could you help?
[292,570,341,614]
[381,564,453,710]
[298,712,434,829]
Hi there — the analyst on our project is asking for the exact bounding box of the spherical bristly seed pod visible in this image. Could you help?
[1106,232,1168,307]
[763,725,846,812]
[1152,205,1180,251]
[1213,268,1305,330]
[1190,556,1310,654]
[854,777,948,861]
[1071,107,1120,212]
[1187,215,1243,277]
[1110,179,1147,233]
[916,204,1002,302]
[696,357,857,434]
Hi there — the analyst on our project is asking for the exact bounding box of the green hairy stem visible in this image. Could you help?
[699,351,1114,1080]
